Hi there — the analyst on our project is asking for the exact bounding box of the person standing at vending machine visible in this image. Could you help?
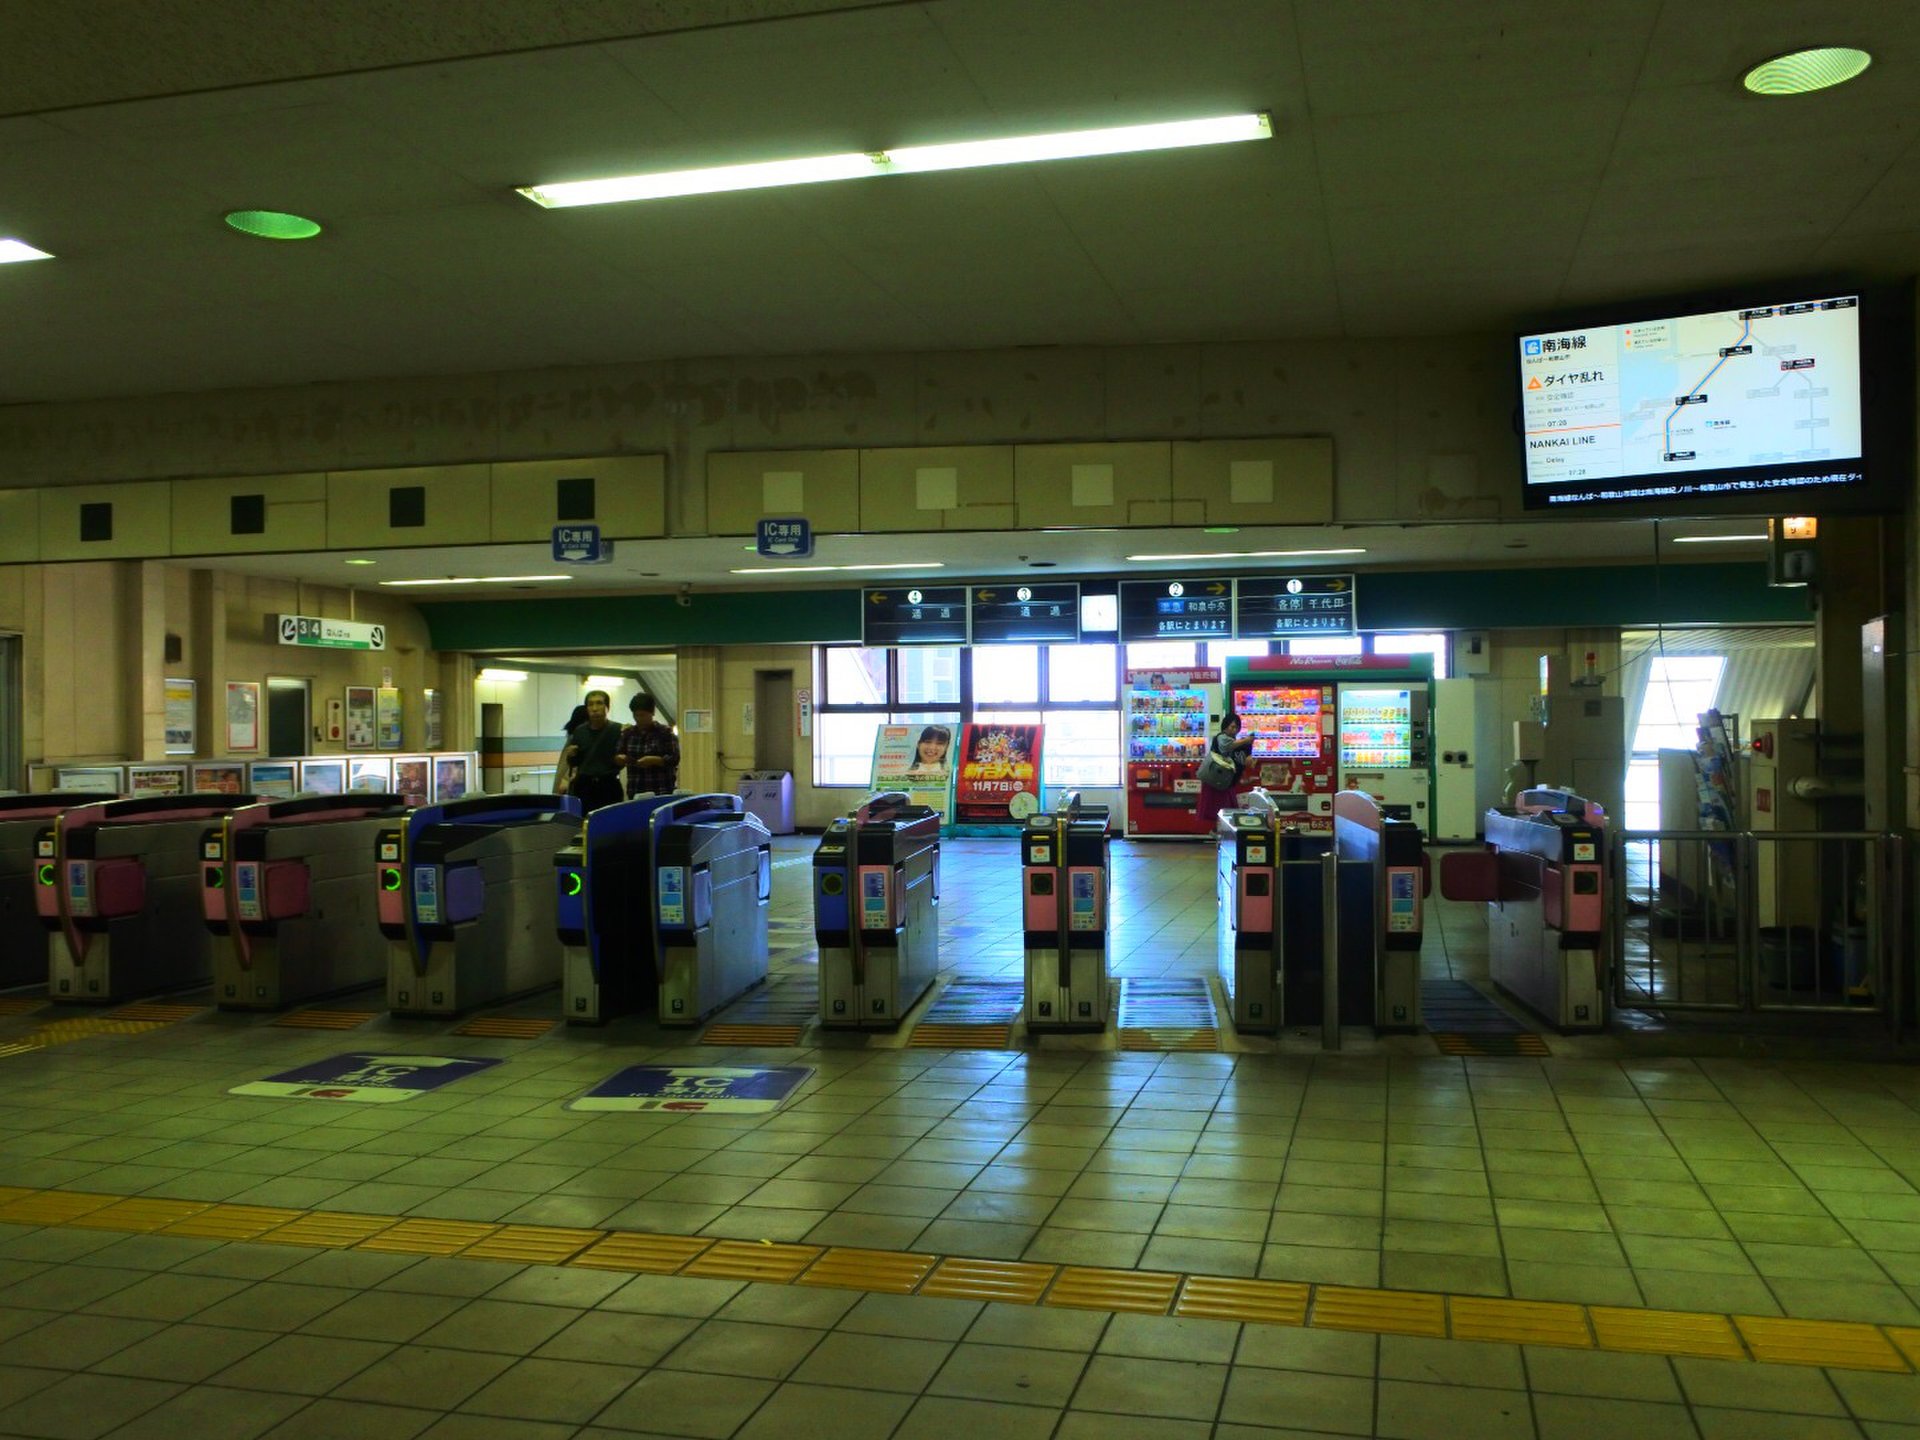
[1195,711,1255,829]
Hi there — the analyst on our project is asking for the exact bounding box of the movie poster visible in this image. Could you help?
[954,722,1044,823]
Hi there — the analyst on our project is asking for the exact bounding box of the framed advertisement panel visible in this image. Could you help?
[954,722,1044,824]
[867,723,954,822]
[164,679,196,755]
[391,756,430,807]
[432,754,470,803]
[348,757,392,793]
[248,761,297,799]
[299,758,345,795]
[191,762,247,795]
[344,686,376,749]
[128,764,187,798]
[226,682,261,753]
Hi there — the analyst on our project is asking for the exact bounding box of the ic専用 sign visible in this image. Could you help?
[569,1065,812,1113]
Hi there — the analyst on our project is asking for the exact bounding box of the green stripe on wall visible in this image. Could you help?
[417,563,1802,651]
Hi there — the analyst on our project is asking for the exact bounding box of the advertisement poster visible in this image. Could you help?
[868,723,955,822]
[56,767,123,794]
[191,763,247,795]
[300,759,345,796]
[424,689,444,750]
[393,758,430,806]
[344,686,376,749]
[249,762,297,799]
[129,765,187,797]
[225,681,260,753]
[955,722,1044,823]
[376,687,403,750]
[349,758,392,793]
[434,755,470,802]
[164,679,196,755]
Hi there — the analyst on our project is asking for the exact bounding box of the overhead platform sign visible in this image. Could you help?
[1234,574,1357,638]
[1118,578,1233,641]
[275,614,386,650]
[970,583,1081,644]
[862,586,969,646]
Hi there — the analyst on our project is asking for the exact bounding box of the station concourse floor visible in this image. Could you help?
[0,837,1918,1440]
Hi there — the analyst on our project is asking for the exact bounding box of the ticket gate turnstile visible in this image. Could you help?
[203,794,406,1010]
[555,792,771,1025]
[814,791,940,1029]
[35,793,256,1003]
[376,792,582,1017]
[1445,789,1606,1031]
[1216,789,1424,1032]
[1022,791,1112,1031]
[1,794,106,990]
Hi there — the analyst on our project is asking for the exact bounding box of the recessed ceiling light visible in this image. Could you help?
[343,558,377,566]
[1028,560,1059,568]
[224,209,323,240]
[0,239,53,264]
[477,668,529,682]
[1743,47,1871,96]
[519,112,1271,208]
[727,562,943,576]
[378,574,574,587]
[1203,527,1241,535]
[1123,547,1367,562]
[1671,534,1768,544]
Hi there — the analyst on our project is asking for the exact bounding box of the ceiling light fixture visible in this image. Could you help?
[476,668,530,682]
[1670,534,1768,544]
[378,574,574,587]
[1742,47,1871,95]
[0,239,53,264]
[519,112,1271,209]
[224,209,323,240]
[1123,547,1368,562]
[343,558,378,566]
[727,562,944,576]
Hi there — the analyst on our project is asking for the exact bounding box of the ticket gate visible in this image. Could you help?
[35,793,255,1003]
[0,794,103,989]
[1442,789,1606,1030]
[376,792,582,1017]
[1022,791,1112,1031]
[1216,789,1424,1033]
[814,791,941,1029]
[202,793,406,1010]
[555,792,772,1025]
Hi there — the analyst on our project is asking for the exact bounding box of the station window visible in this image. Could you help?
[1371,632,1449,679]
[1048,643,1116,704]
[1632,655,1725,753]
[1286,636,1363,658]
[974,645,1039,705]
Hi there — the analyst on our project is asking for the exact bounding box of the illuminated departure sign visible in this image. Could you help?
[970,583,1081,645]
[1234,575,1357,638]
[1118,578,1233,642]
[861,586,969,646]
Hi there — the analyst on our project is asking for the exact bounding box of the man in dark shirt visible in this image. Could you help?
[564,690,625,812]
[620,692,681,798]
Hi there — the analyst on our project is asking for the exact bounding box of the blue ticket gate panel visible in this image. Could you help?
[555,792,770,1025]
[38,793,255,1003]
[1022,792,1112,1032]
[202,794,406,1010]
[815,791,940,1029]
[378,793,582,1017]
[2,794,105,990]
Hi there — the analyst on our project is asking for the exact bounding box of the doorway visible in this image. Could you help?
[266,676,311,757]
[754,670,793,772]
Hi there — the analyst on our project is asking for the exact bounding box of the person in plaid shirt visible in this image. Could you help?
[619,692,680,797]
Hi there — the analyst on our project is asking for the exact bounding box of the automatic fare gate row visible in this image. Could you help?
[1217,789,1425,1038]
[813,792,940,1029]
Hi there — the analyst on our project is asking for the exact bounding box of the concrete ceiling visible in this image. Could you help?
[1,0,1916,404]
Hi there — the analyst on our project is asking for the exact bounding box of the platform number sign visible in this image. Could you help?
[970,582,1081,644]
[1233,575,1356,638]
[862,586,969,646]
[275,614,386,651]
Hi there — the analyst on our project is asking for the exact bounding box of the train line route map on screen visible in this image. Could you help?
[1520,295,1861,490]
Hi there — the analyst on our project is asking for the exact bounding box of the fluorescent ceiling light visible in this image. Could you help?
[477,668,529,682]
[728,562,944,576]
[1743,47,1871,95]
[519,112,1271,209]
[1124,547,1368,562]
[1670,534,1768,544]
[379,574,575,587]
[585,675,629,692]
[0,239,53,264]
[342,558,377,566]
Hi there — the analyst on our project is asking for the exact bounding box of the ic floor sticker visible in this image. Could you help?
[231,1053,504,1103]
[569,1064,812,1113]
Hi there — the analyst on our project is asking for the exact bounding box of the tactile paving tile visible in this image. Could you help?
[1046,1266,1180,1315]
[1175,1275,1309,1326]
[357,1218,501,1256]
[906,1022,1013,1050]
[0,1190,115,1225]
[452,1016,558,1038]
[1450,1295,1591,1348]
[1734,1315,1910,1372]
[108,1003,206,1023]
[160,1204,303,1240]
[27,1017,170,1045]
[682,1239,823,1283]
[1885,1326,1920,1371]
[1590,1306,1745,1360]
[0,1041,39,1058]
[462,1225,600,1265]
[573,1232,714,1274]
[1312,1286,1447,1338]
[919,1257,1056,1305]
[66,1197,210,1232]
[799,1247,936,1294]
[259,1211,397,1248]
[273,1010,376,1030]
[699,1024,807,1046]
[0,996,47,1016]
[1433,1032,1552,1056]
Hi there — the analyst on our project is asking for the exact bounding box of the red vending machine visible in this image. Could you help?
[1230,675,1338,832]
[1123,667,1220,837]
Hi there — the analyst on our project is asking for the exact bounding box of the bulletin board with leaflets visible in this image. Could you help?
[867,724,956,823]
[954,722,1045,824]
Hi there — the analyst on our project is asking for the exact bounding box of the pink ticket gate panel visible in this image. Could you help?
[1480,792,1607,1031]
[1021,795,1113,1031]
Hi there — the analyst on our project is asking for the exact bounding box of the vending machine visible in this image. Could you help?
[1123,667,1221,837]
[1225,656,1435,835]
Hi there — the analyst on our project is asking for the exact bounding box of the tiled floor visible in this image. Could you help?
[1,835,1918,1437]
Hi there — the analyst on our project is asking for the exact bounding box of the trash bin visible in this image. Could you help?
[1758,925,1818,990]
[739,771,795,836]
[1828,923,1869,993]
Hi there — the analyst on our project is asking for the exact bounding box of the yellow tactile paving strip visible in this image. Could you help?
[451,1016,559,1038]
[905,1023,1013,1050]
[272,1009,377,1030]
[698,1024,806,1046]
[0,998,204,1057]
[4,1185,1916,1373]
[1118,1027,1219,1052]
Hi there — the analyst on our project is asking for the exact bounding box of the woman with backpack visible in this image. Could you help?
[1194,711,1255,830]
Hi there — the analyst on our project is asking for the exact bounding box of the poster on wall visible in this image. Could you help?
[249,762,297,799]
[300,758,345,796]
[433,755,470,803]
[349,758,392,793]
[393,757,430,806]
[128,764,187,798]
[164,679,196,755]
[424,689,444,750]
[868,723,955,823]
[376,687,403,750]
[191,762,247,795]
[344,686,376,749]
[954,722,1044,824]
[56,767,123,794]
[225,682,260,753]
